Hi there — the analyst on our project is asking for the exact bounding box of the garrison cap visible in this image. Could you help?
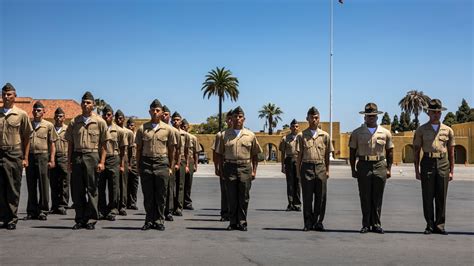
[33,101,44,109]
[2,83,15,92]
[55,107,65,115]
[162,105,170,113]
[150,99,162,109]
[233,106,244,116]
[102,104,113,115]
[307,107,320,116]
[425,99,447,112]
[226,109,234,117]
[115,109,125,118]
[126,117,135,126]
[182,119,189,126]
[290,119,298,125]
[359,102,383,115]
[82,91,94,101]
[172,111,181,119]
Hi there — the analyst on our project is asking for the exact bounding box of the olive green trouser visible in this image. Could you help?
[127,156,139,208]
[26,153,50,217]
[98,155,119,216]
[356,159,387,228]
[420,156,449,231]
[118,156,128,211]
[224,162,252,226]
[220,173,229,219]
[50,154,70,211]
[71,152,100,225]
[0,149,23,225]
[140,156,169,225]
[300,162,327,228]
[285,157,301,208]
[184,161,194,208]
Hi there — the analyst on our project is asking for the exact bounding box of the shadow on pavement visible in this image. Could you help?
[200,208,220,211]
[194,214,221,217]
[102,226,142,230]
[255,209,286,212]
[186,227,229,231]
[32,226,72,230]
[262,227,302,231]
[185,218,221,222]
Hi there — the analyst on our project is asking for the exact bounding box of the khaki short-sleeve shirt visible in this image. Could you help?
[54,125,68,155]
[187,133,201,163]
[211,131,222,152]
[0,106,33,147]
[349,124,394,156]
[106,124,128,156]
[135,121,178,157]
[279,133,298,157]
[216,128,262,161]
[65,113,111,151]
[296,129,333,162]
[30,119,58,153]
[178,128,190,159]
[413,122,455,153]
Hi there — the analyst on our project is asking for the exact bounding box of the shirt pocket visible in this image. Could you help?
[303,139,314,149]
[6,117,21,132]
[88,130,99,143]
[240,141,252,157]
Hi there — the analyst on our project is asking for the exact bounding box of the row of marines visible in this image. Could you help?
[1,82,456,234]
[0,83,201,230]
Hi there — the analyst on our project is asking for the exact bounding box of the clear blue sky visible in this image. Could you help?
[1,0,472,132]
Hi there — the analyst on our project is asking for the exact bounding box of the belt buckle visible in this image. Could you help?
[431,152,442,158]
[367,155,378,161]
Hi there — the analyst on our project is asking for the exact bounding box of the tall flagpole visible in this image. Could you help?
[329,0,334,157]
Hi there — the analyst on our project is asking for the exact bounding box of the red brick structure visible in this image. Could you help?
[0,97,82,121]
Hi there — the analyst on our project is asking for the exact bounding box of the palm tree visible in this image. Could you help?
[258,103,283,160]
[201,67,239,131]
[398,90,431,129]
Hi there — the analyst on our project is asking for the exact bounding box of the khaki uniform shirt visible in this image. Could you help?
[297,128,334,162]
[177,128,190,160]
[279,133,299,158]
[135,121,178,157]
[0,106,33,148]
[216,128,262,161]
[65,113,111,152]
[413,122,455,153]
[349,124,394,156]
[30,119,58,154]
[187,132,201,163]
[54,125,68,155]
[211,131,222,152]
[106,123,128,156]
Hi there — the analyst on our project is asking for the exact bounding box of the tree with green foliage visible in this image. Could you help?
[391,114,400,133]
[201,67,239,131]
[399,112,412,131]
[398,90,431,129]
[443,112,457,127]
[190,113,228,134]
[381,112,391,125]
[455,98,472,123]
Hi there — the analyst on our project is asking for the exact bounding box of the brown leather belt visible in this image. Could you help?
[358,155,385,162]
[424,152,445,159]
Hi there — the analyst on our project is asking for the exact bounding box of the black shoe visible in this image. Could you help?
[173,210,183,216]
[72,223,83,230]
[313,223,325,232]
[184,205,194,210]
[118,209,127,216]
[360,227,370,234]
[239,224,248,231]
[24,214,38,220]
[303,226,310,232]
[127,205,138,210]
[285,205,293,211]
[434,228,448,235]
[6,224,16,230]
[38,214,47,221]
[165,214,174,221]
[371,226,384,234]
[141,223,153,230]
[220,217,229,222]
[293,206,301,212]
[227,224,238,231]
[98,213,105,220]
[85,223,95,230]
[58,208,67,215]
[105,214,116,221]
[424,228,433,235]
[155,224,165,231]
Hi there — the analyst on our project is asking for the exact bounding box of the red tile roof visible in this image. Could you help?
[1,97,82,120]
